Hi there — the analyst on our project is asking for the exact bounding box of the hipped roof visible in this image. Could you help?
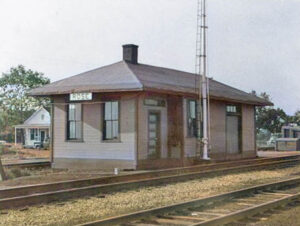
[29,61,272,106]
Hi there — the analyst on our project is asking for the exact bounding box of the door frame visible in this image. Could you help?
[147,110,161,159]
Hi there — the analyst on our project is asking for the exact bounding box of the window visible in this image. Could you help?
[67,104,82,140]
[144,98,166,107]
[103,101,119,140]
[30,129,38,141]
[226,105,241,115]
[284,129,290,138]
[292,130,300,138]
[187,100,197,137]
[41,114,45,120]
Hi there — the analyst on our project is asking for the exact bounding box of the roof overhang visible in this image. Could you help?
[15,124,50,129]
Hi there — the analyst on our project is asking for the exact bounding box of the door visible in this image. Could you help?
[148,112,161,159]
[40,131,45,148]
[226,115,240,154]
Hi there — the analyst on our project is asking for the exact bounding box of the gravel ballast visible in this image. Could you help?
[1,165,300,225]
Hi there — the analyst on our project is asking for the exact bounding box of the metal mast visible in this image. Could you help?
[195,0,210,160]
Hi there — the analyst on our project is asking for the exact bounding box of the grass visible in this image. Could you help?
[1,165,300,225]
[0,144,4,155]
[5,168,31,179]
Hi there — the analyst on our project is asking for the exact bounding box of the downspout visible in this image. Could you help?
[50,97,54,164]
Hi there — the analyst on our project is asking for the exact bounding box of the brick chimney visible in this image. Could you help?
[122,44,138,64]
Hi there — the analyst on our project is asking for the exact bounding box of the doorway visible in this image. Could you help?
[40,131,45,147]
[148,112,161,159]
[226,105,242,154]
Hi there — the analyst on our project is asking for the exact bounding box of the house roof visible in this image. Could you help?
[15,107,50,128]
[29,61,272,106]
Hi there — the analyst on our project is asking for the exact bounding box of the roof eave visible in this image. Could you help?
[29,87,144,97]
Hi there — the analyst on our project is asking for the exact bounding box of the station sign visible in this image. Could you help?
[70,92,93,101]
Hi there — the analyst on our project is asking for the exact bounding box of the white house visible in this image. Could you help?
[15,107,51,148]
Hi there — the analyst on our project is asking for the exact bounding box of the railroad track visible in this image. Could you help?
[79,177,300,226]
[0,155,299,210]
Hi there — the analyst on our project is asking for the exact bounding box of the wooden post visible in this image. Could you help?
[15,127,17,145]
[0,157,7,181]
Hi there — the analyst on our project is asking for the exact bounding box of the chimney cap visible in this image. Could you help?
[122,44,139,48]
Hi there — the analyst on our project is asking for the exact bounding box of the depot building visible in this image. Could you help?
[30,44,272,170]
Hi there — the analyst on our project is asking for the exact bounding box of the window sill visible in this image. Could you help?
[102,139,122,143]
[186,136,197,139]
[65,139,84,143]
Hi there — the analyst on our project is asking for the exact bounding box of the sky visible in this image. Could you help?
[0,0,299,115]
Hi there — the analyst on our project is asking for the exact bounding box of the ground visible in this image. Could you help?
[1,164,300,225]
[0,168,145,188]
[0,150,299,188]
[257,150,300,158]
[249,205,300,226]
[0,143,50,164]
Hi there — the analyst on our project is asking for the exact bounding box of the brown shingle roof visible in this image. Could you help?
[29,61,272,106]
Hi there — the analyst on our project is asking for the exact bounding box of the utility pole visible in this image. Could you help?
[195,0,210,160]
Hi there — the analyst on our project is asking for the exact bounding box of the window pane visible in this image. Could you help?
[149,115,157,122]
[149,123,156,131]
[69,104,75,121]
[75,104,81,121]
[189,101,196,119]
[111,101,118,120]
[227,105,237,113]
[75,121,82,139]
[112,121,119,138]
[69,122,76,139]
[105,102,112,120]
[149,140,156,147]
[105,121,112,139]
[30,129,34,140]
[149,131,156,139]
[148,148,156,156]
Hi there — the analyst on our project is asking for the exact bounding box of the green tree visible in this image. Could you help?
[253,91,289,134]
[0,65,50,141]
[256,107,288,133]
[290,110,300,125]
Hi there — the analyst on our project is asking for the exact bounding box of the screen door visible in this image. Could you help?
[148,112,161,159]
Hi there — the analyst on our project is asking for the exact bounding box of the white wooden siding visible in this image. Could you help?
[53,96,136,161]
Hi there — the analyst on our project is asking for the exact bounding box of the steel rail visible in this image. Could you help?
[192,193,300,226]
[0,157,299,210]
[0,155,298,199]
[78,176,300,226]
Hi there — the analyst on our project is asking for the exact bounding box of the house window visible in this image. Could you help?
[284,129,290,138]
[187,100,197,137]
[30,129,38,141]
[41,114,45,120]
[67,104,82,140]
[103,101,119,140]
